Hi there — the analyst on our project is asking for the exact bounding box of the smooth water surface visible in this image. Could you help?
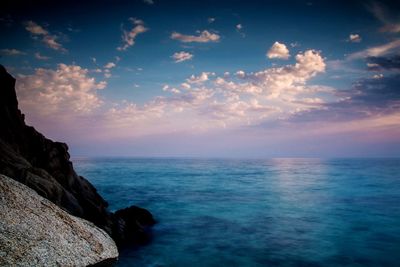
[74,158,400,266]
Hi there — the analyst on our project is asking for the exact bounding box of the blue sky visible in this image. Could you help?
[1,0,400,157]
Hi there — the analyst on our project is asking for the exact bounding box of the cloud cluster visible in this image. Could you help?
[172,51,193,63]
[16,64,106,118]
[267,42,290,59]
[171,30,220,43]
[103,48,330,133]
[117,18,148,51]
[24,21,67,52]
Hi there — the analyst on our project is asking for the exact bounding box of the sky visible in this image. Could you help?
[1,0,400,158]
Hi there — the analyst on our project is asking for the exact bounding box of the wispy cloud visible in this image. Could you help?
[1,48,26,56]
[25,21,48,35]
[171,30,220,43]
[236,24,245,37]
[367,1,400,33]
[117,18,148,51]
[24,21,67,52]
[34,52,50,60]
[172,51,193,63]
[347,39,400,60]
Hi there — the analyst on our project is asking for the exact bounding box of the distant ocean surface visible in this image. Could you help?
[74,158,400,266]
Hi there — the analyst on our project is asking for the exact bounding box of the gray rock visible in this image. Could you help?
[0,174,118,266]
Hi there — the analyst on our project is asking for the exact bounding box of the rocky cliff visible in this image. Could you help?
[0,65,155,248]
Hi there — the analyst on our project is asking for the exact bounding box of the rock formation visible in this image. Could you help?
[0,65,155,252]
[0,174,118,266]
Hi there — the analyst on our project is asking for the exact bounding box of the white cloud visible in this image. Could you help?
[236,24,245,37]
[117,18,148,51]
[187,72,214,84]
[349,34,361,43]
[348,39,400,59]
[267,41,290,59]
[34,52,50,60]
[172,51,194,63]
[104,62,116,69]
[373,73,384,79]
[236,70,246,78]
[143,0,154,4]
[1,49,26,56]
[16,64,106,117]
[24,21,67,52]
[181,82,191,89]
[171,30,220,43]
[208,18,216,23]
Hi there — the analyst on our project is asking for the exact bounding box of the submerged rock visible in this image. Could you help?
[0,64,154,249]
[114,206,156,246]
[0,174,118,266]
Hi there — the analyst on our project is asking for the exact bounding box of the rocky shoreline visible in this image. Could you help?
[0,65,155,265]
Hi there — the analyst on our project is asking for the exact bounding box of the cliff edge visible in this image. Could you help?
[0,65,155,248]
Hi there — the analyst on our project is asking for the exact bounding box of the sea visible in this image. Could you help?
[73,158,400,267]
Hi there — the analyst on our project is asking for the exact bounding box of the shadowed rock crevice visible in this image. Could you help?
[0,65,155,248]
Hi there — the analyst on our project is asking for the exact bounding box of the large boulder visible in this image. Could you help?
[0,174,118,266]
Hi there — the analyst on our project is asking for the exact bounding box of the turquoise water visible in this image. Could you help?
[74,158,400,266]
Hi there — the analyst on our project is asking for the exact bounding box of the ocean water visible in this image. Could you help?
[74,158,400,266]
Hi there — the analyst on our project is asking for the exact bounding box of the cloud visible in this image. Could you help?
[172,51,193,63]
[267,41,290,59]
[0,48,26,56]
[24,21,67,52]
[42,35,66,52]
[366,55,400,71]
[187,72,213,84]
[208,18,216,24]
[348,39,400,60]
[34,52,50,60]
[106,49,329,134]
[367,1,400,33]
[24,21,48,35]
[117,18,148,51]
[348,34,361,43]
[236,24,245,37]
[171,30,220,43]
[290,73,400,124]
[16,64,106,118]
[143,0,154,4]
[104,62,116,69]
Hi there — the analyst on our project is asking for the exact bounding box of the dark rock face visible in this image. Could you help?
[0,65,154,247]
[113,206,156,246]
